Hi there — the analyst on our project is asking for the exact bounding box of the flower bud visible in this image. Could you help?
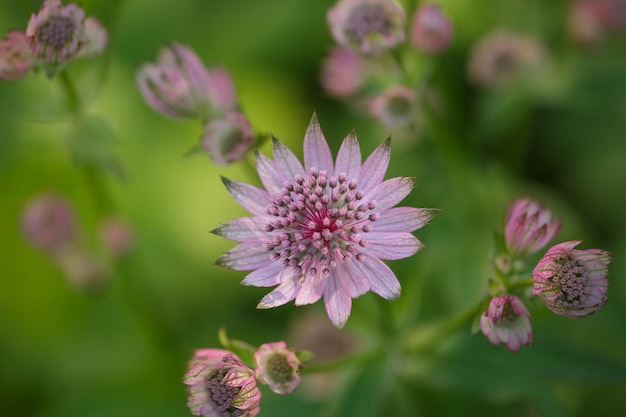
[254,341,301,395]
[410,4,453,53]
[480,295,533,352]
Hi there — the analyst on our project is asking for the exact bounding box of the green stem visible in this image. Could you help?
[301,348,383,375]
[59,70,80,115]
[507,277,534,292]
[404,302,483,354]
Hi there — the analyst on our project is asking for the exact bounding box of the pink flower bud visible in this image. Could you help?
[504,198,561,257]
[254,341,301,395]
[184,349,261,417]
[320,46,366,97]
[21,192,76,253]
[0,31,35,80]
[533,240,612,318]
[201,111,255,165]
[368,85,416,128]
[480,295,533,352]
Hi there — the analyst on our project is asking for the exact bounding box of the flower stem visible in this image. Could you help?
[59,70,80,115]
[301,348,383,375]
[404,302,483,354]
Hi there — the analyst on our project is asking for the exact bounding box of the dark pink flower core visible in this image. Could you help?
[495,301,518,325]
[35,16,76,51]
[264,168,378,277]
[551,255,587,309]
[345,5,393,43]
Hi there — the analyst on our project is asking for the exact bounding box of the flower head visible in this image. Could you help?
[254,341,301,395]
[467,29,548,87]
[26,0,87,64]
[201,111,255,165]
[480,295,533,352]
[214,114,438,328]
[137,43,236,120]
[0,31,35,80]
[533,240,612,318]
[327,0,406,55]
[21,192,76,253]
[98,217,135,257]
[410,4,453,53]
[504,198,561,258]
[320,46,366,97]
[368,85,416,128]
[184,349,261,417]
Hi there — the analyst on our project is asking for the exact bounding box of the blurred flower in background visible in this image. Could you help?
[409,3,453,54]
[0,31,35,80]
[327,0,406,55]
[320,46,366,98]
[98,216,135,258]
[504,198,561,258]
[21,192,76,254]
[368,84,417,128]
[201,111,255,166]
[467,29,549,88]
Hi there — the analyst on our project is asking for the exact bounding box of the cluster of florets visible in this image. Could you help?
[0,0,107,79]
[184,342,302,417]
[478,198,613,352]
[321,0,453,129]
[136,43,255,166]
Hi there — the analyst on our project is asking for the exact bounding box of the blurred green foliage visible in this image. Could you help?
[1,0,626,416]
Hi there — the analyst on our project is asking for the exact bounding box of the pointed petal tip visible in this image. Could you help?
[256,301,272,309]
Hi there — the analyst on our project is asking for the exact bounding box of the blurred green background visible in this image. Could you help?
[1,0,626,416]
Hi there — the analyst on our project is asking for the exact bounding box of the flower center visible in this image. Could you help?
[36,16,76,49]
[266,353,294,383]
[552,255,588,308]
[345,5,393,44]
[496,301,518,325]
[206,357,245,417]
[264,168,379,277]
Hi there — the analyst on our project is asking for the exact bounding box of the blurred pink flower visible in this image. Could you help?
[504,198,561,258]
[368,85,416,128]
[184,349,261,417]
[0,31,35,80]
[254,341,301,395]
[214,114,438,328]
[26,0,86,63]
[56,247,108,293]
[201,111,255,165]
[21,192,76,253]
[327,0,406,55]
[320,46,366,97]
[533,240,612,318]
[76,16,108,58]
[467,29,548,87]
[410,4,453,53]
[480,295,533,352]
[137,43,236,120]
[99,217,135,257]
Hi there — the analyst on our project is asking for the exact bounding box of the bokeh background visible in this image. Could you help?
[1,0,626,416]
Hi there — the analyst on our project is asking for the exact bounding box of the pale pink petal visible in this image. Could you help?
[324,276,352,328]
[212,216,269,242]
[364,177,414,211]
[272,137,305,181]
[221,177,270,216]
[358,138,391,193]
[353,255,401,299]
[258,276,301,308]
[334,132,362,180]
[241,262,288,287]
[215,242,270,271]
[255,151,284,195]
[303,113,334,173]
[373,207,439,232]
[335,262,369,298]
[295,271,326,306]
[362,232,424,260]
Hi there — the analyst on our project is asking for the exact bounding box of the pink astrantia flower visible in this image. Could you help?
[410,4,453,53]
[26,0,87,64]
[21,192,76,253]
[184,349,261,417]
[320,46,366,97]
[0,31,35,80]
[327,0,406,55]
[201,111,256,166]
[214,113,438,328]
[368,85,416,128]
[533,240,612,318]
[137,43,236,120]
[480,295,533,352]
[504,198,561,258]
[254,341,301,395]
